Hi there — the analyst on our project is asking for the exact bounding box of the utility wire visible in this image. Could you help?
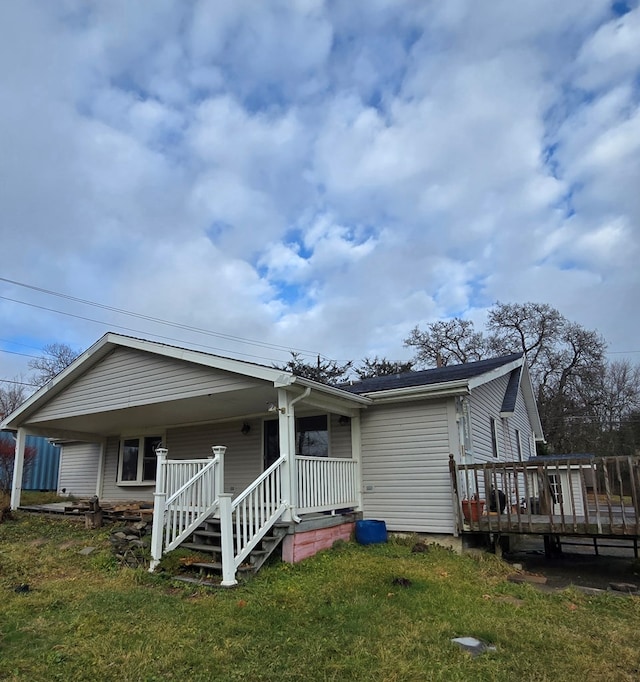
[0,378,38,387]
[0,276,327,359]
[0,295,299,365]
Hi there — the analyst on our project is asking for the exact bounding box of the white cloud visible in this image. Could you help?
[0,0,638,381]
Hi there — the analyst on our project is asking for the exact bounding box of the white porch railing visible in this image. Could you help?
[150,448,223,570]
[221,456,288,585]
[150,449,360,582]
[296,456,359,514]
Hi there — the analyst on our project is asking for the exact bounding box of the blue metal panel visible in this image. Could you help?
[0,432,60,491]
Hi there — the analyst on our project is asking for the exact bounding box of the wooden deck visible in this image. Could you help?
[450,454,640,541]
[463,511,640,537]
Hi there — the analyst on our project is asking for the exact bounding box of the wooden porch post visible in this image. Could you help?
[149,446,168,572]
[10,428,27,510]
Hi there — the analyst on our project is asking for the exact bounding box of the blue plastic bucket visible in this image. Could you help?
[355,519,387,545]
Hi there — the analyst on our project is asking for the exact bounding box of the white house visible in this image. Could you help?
[1,333,543,583]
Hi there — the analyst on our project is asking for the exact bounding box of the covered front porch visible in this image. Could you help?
[4,334,370,585]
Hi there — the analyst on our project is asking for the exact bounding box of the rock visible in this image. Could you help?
[411,543,429,553]
[609,582,639,594]
[451,637,496,657]
[508,573,547,585]
[78,547,96,555]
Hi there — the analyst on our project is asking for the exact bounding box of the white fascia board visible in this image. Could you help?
[467,356,524,390]
[105,333,292,384]
[520,363,545,440]
[290,376,372,406]
[361,380,470,404]
[0,333,116,430]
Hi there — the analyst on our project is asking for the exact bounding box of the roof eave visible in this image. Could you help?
[360,379,470,403]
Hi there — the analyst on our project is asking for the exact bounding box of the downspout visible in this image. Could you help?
[287,387,311,523]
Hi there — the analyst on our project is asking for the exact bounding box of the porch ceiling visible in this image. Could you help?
[23,383,365,440]
[24,384,284,438]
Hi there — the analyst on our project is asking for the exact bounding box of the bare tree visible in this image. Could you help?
[486,301,565,378]
[355,357,414,380]
[274,352,353,385]
[0,380,27,419]
[28,343,80,387]
[404,319,488,368]
[403,301,618,454]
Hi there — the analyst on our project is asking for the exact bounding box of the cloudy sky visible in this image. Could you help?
[1,0,639,385]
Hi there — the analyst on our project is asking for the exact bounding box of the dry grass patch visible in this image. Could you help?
[1,518,640,681]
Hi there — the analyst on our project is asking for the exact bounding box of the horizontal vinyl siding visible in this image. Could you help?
[360,400,455,534]
[58,442,100,497]
[469,374,510,462]
[167,421,262,495]
[329,414,352,458]
[31,347,261,422]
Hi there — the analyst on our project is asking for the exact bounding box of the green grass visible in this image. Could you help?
[1,514,640,681]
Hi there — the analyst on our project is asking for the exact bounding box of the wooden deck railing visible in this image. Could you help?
[450,455,640,537]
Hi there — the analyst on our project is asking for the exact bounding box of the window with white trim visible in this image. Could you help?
[118,435,162,484]
[515,429,523,462]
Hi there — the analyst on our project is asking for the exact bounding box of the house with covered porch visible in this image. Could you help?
[2,333,543,584]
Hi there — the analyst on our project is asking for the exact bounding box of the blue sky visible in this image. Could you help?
[0,0,639,381]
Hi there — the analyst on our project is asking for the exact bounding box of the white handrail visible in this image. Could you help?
[163,456,221,553]
[224,456,288,577]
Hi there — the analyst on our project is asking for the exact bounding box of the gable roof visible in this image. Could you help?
[339,352,544,441]
[0,333,370,431]
[340,353,524,395]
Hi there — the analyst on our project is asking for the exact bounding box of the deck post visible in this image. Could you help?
[149,446,168,572]
[9,428,27,510]
[449,455,463,533]
[219,493,237,587]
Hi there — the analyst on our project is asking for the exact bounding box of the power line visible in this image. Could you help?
[0,378,38,387]
[0,276,326,359]
[0,348,39,359]
[0,294,299,365]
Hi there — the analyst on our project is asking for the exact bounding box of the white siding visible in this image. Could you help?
[360,400,456,534]
[330,414,352,458]
[31,347,261,422]
[167,421,262,494]
[469,374,510,462]
[58,442,100,497]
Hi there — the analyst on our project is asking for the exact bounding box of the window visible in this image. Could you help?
[263,415,329,468]
[515,429,523,462]
[296,415,328,457]
[118,435,162,484]
[490,418,499,458]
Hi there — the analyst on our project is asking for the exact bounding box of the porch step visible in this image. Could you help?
[177,518,289,577]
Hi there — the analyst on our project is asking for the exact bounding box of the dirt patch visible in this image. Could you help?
[505,537,640,592]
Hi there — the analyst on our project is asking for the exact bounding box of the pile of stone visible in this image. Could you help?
[109,521,151,568]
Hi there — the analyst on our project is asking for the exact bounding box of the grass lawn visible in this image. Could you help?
[1,514,640,681]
